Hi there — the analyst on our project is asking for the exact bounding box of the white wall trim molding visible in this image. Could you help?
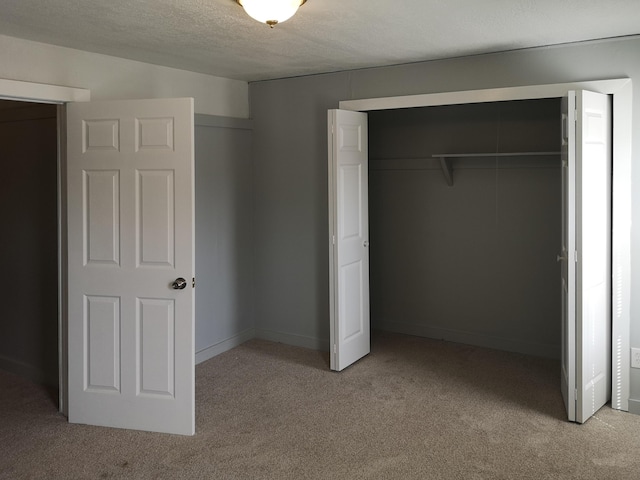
[611,79,633,412]
[255,329,329,352]
[339,79,630,111]
[339,78,632,412]
[195,329,256,365]
[629,399,640,416]
[0,78,90,104]
[195,113,253,130]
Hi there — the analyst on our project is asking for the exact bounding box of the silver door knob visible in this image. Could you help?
[556,254,567,262]
[172,277,187,290]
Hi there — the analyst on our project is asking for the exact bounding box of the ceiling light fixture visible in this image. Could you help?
[235,0,306,28]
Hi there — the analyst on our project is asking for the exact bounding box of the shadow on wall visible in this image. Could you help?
[0,101,59,392]
[194,118,255,356]
[367,98,563,359]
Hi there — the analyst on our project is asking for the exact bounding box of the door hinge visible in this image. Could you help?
[333,344,337,354]
[332,235,336,245]
[575,251,578,263]
[192,277,196,288]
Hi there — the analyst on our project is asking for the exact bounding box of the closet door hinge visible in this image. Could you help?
[333,344,337,354]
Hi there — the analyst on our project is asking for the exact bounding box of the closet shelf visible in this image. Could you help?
[431,151,561,186]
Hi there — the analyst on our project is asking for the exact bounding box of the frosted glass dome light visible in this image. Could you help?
[236,0,306,27]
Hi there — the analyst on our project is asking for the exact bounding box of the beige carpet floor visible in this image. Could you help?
[2,332,640,479]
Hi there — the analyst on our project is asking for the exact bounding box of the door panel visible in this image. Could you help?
[84,170,120,265]
[575,90,611,423]
[328,109,370,371]
[67,98,195,435]
[137,298,175,396]
[137,170,175,266]
[341,261,364,340]
[85,295,120,392]
[561,90,611,424]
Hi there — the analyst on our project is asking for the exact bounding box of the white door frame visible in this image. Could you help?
[0,78,91,415]
[339,78,632,412]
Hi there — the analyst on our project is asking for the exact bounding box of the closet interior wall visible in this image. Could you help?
[0,100,58,388]
[368,98,562,358]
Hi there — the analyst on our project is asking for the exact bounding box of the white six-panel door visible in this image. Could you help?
[561,90,611,423]
[328,109,370,371]
[67,98,195,435]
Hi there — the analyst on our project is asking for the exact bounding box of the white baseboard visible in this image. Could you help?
[255,328,329,352]
[628,398,640,415]
[377,321,560,359]
[195,328,256,365]
[193,322,558,363]
[0,355,47,385]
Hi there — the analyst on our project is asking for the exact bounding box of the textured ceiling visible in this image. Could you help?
[1,0,639,82]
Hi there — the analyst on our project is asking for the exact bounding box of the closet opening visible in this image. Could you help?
[331,78,630,421]
[368,98,563,360]
[330,86,620,422]
[0,99,60,407]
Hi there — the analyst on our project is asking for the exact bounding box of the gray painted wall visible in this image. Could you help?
[249,36,640,404]
[368,99,561,358]
[0,102,58,387]
[194,115,254,360]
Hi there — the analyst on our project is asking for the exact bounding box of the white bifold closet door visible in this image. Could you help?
[560,90,611,423]
[67,98,196,435]
[328,109,370,371]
